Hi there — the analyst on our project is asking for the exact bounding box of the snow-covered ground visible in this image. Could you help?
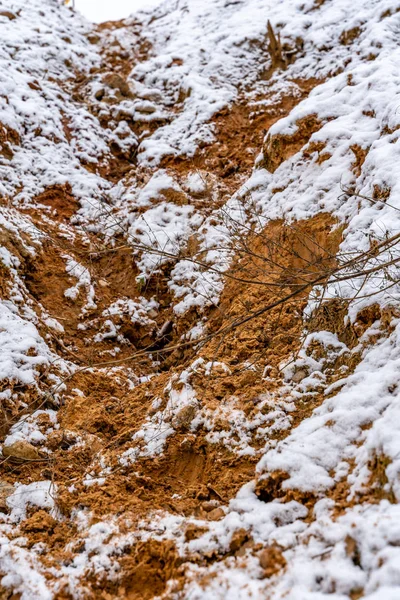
[75,0,162,23]
[2,0,400,597]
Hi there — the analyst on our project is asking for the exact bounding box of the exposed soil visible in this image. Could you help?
[0,17,370,599]
[0,199,348,597]
[163,79,322,199]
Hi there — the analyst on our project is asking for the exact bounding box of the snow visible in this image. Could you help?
[255,318,400,499]
[3,0,400,596]
[6,481,55,523]
[0,0,111,216]
[185,172,208,196]
[91,296,158,342]
[4,410,58,448]
[64,255,97,313]
[128,200,204,277]
[0,538,53,600]
[116,0,400,595]
[0,302,51,386]
[120,369,198,464]
[75,0,163,24]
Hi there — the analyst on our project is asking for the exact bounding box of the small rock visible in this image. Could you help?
[291,368,308,383]
[137,89,162,103]
[207,507,225,521]
[135,102,157,114]
[0,481,14,513]
[171,403,198,431]
[2,440,40,461]
[202,499,220,512]
[94,88,105,101]
[157,320,173,339]
[87,33,100,44]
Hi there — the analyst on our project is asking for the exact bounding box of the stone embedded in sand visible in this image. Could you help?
[87,33,100,44]
[135,101,157,114]
[2,440,40,461]
[94,88,105,101]
[291,368,308,383]
[0,481,14,512]
[171,403,198,431]
[202,499,220,512]
[136,88,163,103]
[207,507,225,521]
[259,545,287,577]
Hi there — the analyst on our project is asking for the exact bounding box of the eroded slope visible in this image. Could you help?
[1,0,400,599]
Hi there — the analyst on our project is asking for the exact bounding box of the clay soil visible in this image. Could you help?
[0,27,351,599]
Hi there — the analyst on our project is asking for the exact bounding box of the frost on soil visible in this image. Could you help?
[2,0,400,598]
